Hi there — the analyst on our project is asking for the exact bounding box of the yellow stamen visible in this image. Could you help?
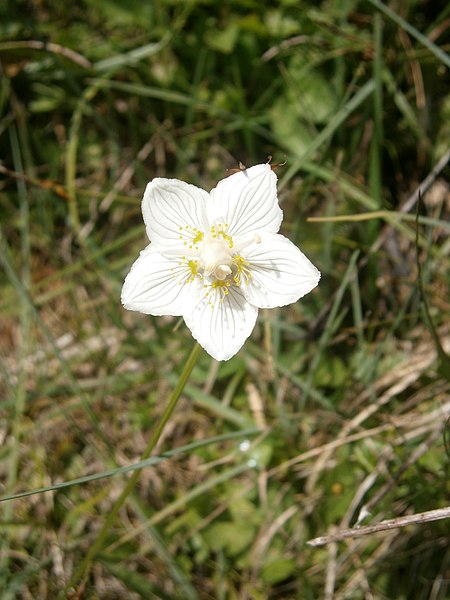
[233,254,252,286]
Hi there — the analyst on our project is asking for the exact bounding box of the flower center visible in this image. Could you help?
[198,239,233,280]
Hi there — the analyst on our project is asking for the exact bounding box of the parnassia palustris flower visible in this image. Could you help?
[121,163,320,360]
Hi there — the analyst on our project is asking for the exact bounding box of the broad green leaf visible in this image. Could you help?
[261,558,296,584]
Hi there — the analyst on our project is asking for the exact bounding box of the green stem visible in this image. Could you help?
[68,341,202,595]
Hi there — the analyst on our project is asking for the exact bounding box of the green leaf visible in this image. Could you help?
[261,558,296,584]
[204,23,239,54]
[270,99,313,157]
[314,356,348,388]
[292,69,338,124]
[205,521,256,556]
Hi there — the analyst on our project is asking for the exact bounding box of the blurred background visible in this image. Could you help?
[1,0,449,598]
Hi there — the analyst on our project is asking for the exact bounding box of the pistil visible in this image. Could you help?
[198,238,234,280]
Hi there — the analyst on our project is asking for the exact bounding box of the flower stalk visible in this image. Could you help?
[68,341,202,596]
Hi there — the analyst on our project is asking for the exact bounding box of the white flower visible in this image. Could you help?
[121,163,320,361]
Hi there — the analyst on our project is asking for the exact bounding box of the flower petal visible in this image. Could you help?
[208,163,282,238]
[184,280,258,361]
[241,233,320,308]
[121,245,195,316]
[142,178,209,250]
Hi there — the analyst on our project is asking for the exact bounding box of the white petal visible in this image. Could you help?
[208,163,282,238]
[121,245,196,316]
[184,280,258,361]
[142,178,210,250]
[241,233,320,308]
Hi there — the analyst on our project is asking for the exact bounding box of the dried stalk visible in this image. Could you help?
[307,506,450,547]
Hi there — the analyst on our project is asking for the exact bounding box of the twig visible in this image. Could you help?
[324,534,337,599]
[261,35,309,61]
[0,40,92,69]
[307,506,450,547]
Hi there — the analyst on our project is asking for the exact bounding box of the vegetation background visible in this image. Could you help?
[1,0,449,598]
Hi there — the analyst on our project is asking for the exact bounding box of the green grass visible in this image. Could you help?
[1,0,450,598]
